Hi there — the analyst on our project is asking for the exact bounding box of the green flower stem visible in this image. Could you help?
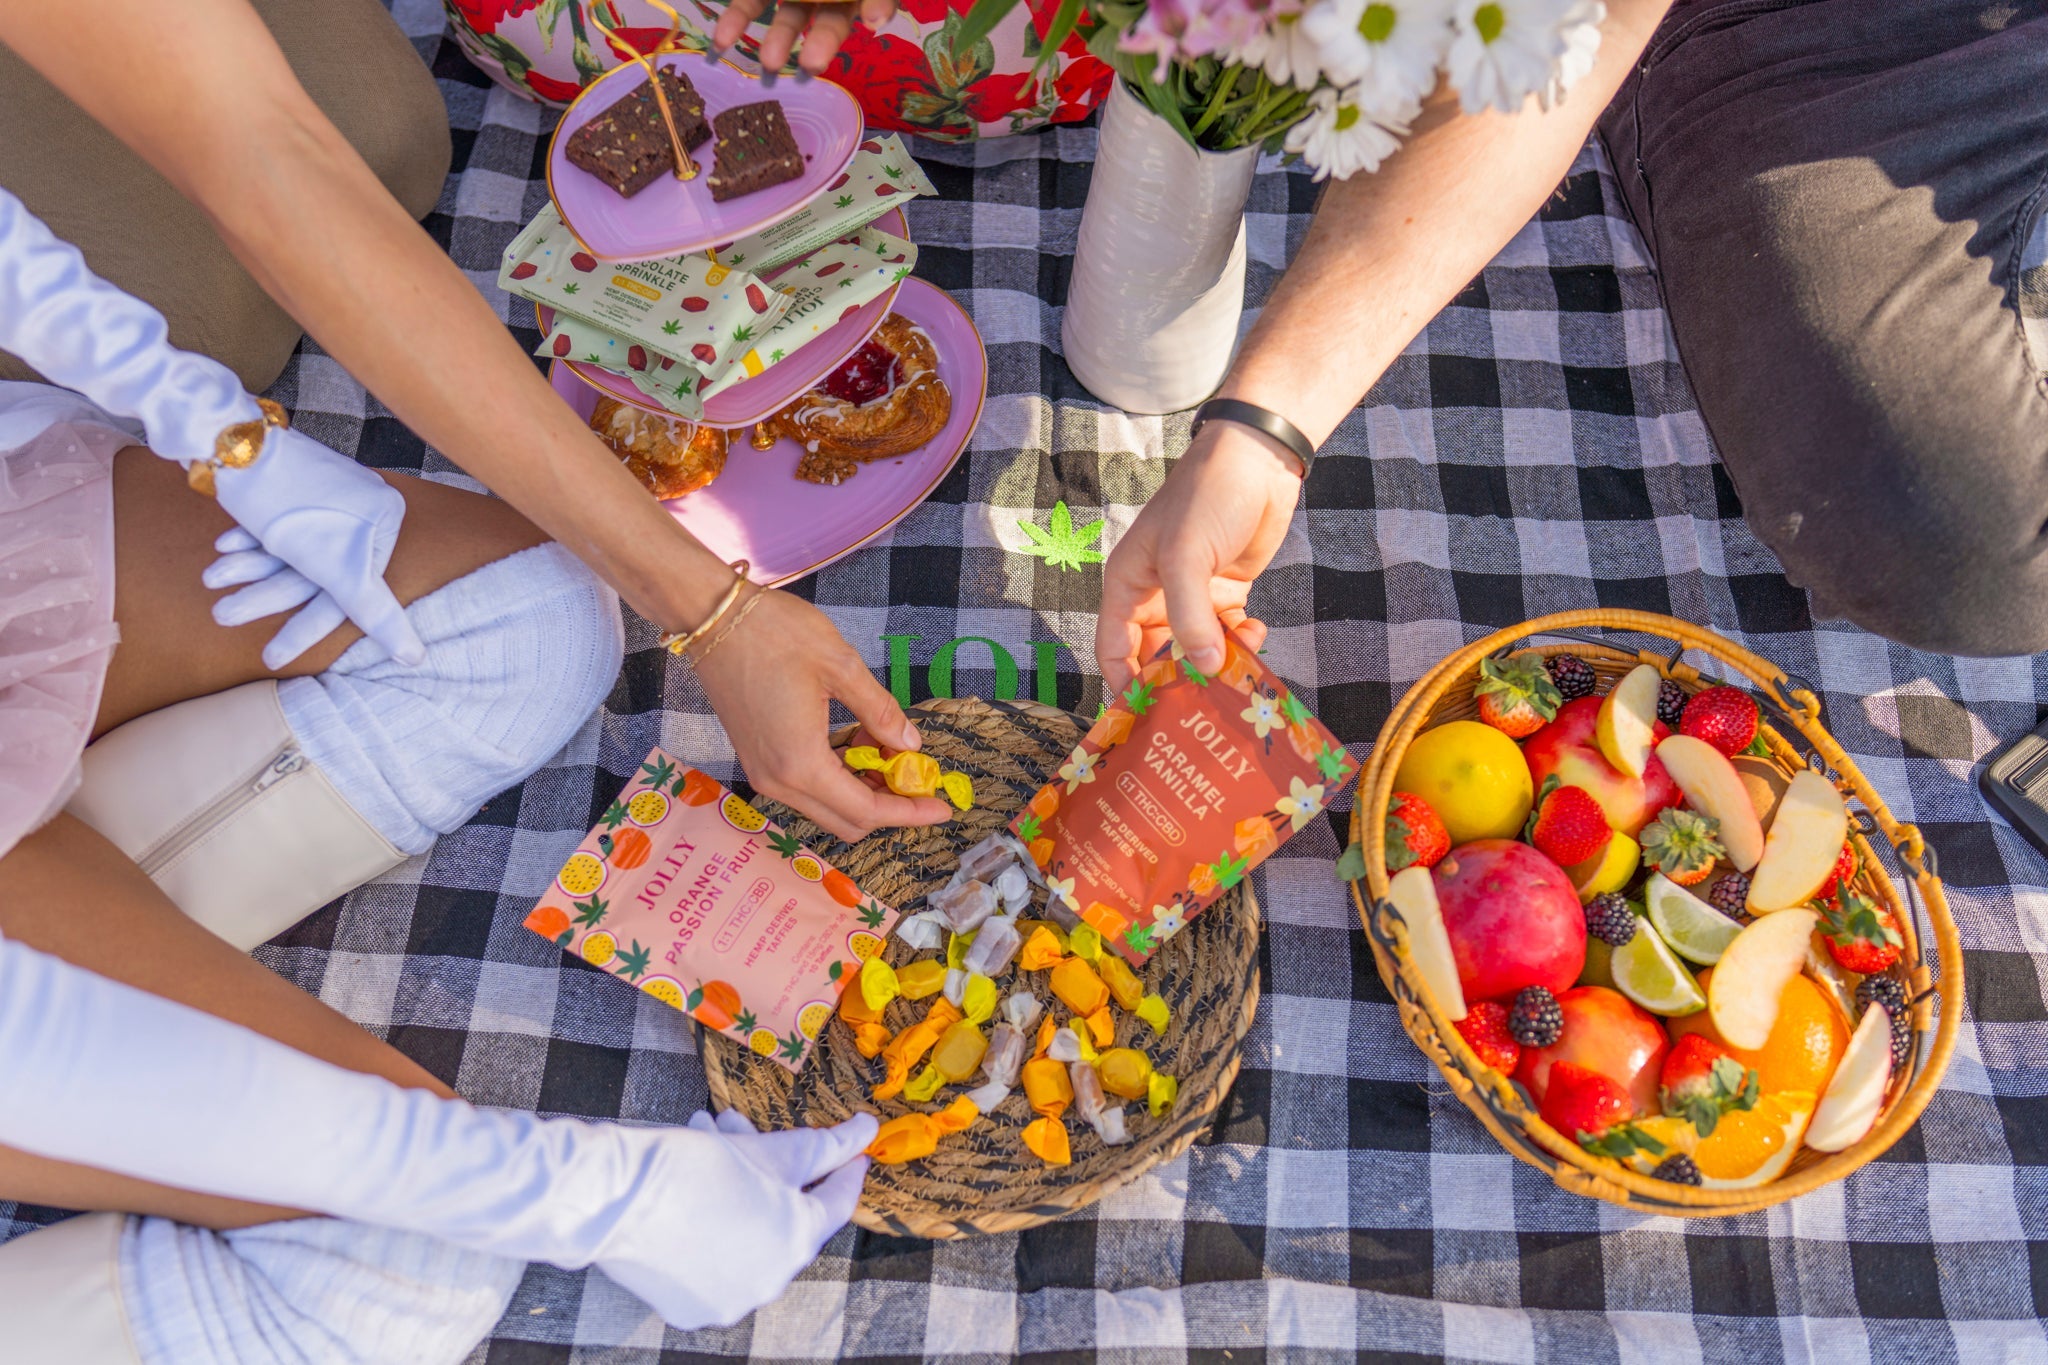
[1234,87,1311,148]
[1189,64,1241,140]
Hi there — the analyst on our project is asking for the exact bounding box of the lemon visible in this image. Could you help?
[797,1001,833,1039]
[556,851,606,897]
[640,976,687,1010]
[1391,721,1535,844]
[748,1027,778,1056]
[1573,832,1638,903]
[627,790,670,826]
[1645,872,1744,965]
[847,931,885,961]
[792,855,824,882]
[721,793,767,833]
[1610,919,1707,1015]
[580,931,618,968]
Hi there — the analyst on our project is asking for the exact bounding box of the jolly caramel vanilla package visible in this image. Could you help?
[1010,638,1357,964]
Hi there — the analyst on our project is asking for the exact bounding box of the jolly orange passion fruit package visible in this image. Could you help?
[525,748,896,1072]
[1011,638,1358,965]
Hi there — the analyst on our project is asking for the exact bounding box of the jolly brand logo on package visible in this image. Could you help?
[524,749,895,1072]
[1010,639,1359,965]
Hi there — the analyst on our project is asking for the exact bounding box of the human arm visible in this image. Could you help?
[1095,0,1671,691]
[0,929,876,1329]
[0,0,944,840]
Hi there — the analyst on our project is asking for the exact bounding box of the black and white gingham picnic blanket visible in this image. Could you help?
[10,4,2048,1360]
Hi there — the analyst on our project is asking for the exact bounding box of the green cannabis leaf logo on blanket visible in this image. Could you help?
[1016,501,1105,572]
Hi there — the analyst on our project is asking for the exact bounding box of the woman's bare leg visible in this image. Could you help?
[0,449,553,1227]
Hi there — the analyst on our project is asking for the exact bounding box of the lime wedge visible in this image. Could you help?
[1611,917,1708,1016]
[1644,872,1746,965]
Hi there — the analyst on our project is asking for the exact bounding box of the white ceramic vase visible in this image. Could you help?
[1061,79,1261,415]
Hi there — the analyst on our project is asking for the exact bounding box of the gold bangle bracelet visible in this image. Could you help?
[659,559,751,655]
[686,582,766,667]
[187,397,289,498]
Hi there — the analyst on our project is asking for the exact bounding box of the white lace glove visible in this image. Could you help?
[0,187,423,668]
[0,931,874,1329]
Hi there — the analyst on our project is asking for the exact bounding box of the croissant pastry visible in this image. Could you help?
[763,314,951,485]
[588,396,729,500]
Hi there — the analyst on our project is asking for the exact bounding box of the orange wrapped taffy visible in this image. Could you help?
[1050,957,1109,1016]
[1022,1056,1072,1118]
[1098,954,1144,1012]
[1032,1015,1057,1059]
[844,746,975,810]
[1084,1006,1115,1049]
[839,978,885,1025]
[933,1095,980,1134]
[874,998,961,1100]
[1097,1047,1153,1100]
[932,1020,989,1081]
[1018,926,1066,973]
[1022,1116,1071,1166]
[852,1021,892,1057]
[865,1095,983,1165]
[897,959,947,1000]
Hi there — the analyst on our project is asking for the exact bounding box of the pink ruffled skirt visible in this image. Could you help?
[0,385,135,859]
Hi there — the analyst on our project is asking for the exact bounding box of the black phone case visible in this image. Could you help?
[1980,719,2048,863]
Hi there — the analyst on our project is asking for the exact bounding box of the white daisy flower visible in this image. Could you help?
[1539,0,1604,110]
[1300,0,1452,109]
[1284,85,1416,181]
[1240,693,1285,738]
[1227,4,1322,88]
[1059,745,1099,793]
[1048,874,1080,912]
[1275,775,1328,830]
[1446,0,1574,115]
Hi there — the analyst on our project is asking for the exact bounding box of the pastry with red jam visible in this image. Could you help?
[763,314,950,484]
[588,396,729,499]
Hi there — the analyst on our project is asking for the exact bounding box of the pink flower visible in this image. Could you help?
[1119,0,1265,68]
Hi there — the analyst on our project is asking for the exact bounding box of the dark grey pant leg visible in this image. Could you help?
[1598,0,2048,656]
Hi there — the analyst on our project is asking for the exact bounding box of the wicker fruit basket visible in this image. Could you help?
[704,696,1260,1239]
[1348,610,1959,1215]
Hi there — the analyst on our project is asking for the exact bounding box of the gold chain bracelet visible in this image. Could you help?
[187,397,289,498]
[659,559,751,655]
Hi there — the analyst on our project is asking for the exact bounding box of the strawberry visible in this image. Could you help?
[509,261,538,280]
[551,334,572,357]
[745,283,770,314]
[1541,1062,1634,1145]
[626,345,648,372]
[1639,807,1724,886]
[1815,840,1857,902]
[1658,1034,1759,1137]
[569,252,598,273]
[680,296,710,313]
[692,343,718,365]
[1821,886,1903,974]
[1679,685,1759,756]
[1528,781,1612,868]
[1385,792,1451,873]
[1453,1001,1520,1073]
[1472,655,1563,739]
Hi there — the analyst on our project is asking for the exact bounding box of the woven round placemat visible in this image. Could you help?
[700,696,1261,1239]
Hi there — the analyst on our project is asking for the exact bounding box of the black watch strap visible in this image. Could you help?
[1190,398,1316,475]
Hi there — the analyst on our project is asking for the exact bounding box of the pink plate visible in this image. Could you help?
[550,278,985,586]
[543,208,907,428]
[548,55,863,263]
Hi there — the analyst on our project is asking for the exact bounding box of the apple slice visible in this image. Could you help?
[1657,734,1766,871]
[1388,865,1467,1022]
[1806,1003,1894,1151]
[1747,769,1849,913]
[1596,664,1662,779]
[1708,907,1819,1049]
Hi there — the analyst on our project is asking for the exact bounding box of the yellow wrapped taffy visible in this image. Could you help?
[897,959,947,1000]
[843,746,975,810]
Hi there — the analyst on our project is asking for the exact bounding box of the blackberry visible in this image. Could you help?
[1545,653,1597,702]
[1508,985,1564,1048]
[1651,1153,1702,1186]
[1585,892,1638,947]
[1857,975,1913,1072]
[1657,678,1688,728]
[1708,872,1753,923]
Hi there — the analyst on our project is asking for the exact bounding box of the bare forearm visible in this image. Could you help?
[1222,0,1670,444]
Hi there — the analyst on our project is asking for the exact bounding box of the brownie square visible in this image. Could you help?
[705,101,805,203]
[564,68,711,198]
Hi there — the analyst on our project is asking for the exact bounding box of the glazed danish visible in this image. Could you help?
[763,314,951,485]
[588,396,729,500]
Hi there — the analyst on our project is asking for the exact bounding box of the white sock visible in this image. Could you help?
[279,541,623,853]
[119,1215,525,1365]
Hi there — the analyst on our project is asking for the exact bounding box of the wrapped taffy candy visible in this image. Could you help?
[905,1065,945,1102]
[1022,1116,1071,1166]
[1136,994,1171,1036]
[932,1020,988,1081]
[897,960,946,1000]
[1083,1006,1114,1049]
[965,1079,1010,1111]
[1148,1072,1178,1117]
[1022,1057,1072,1118]
[1069,1059,1130,1146]
[843,746,974,809]
[962,916,1022,977]
[895,909,949,951]
[981,1020,1029,1090]
[874,997,961,1101]
[930,878,999,935]
[1018,927,1065,972]
[1098,955,1144,1012]
[1050,957,1109,1016]
[1003,991,1044,1034]
[867,1095,981,1165]
[1097,1048,1153,1101]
